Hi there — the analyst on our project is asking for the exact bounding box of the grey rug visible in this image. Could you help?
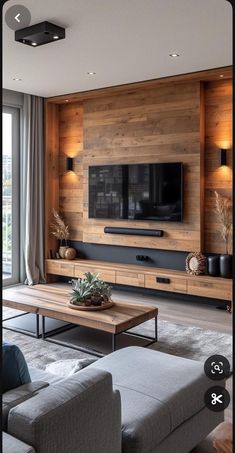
[2,308,232,371]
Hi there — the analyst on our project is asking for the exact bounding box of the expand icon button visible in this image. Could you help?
[204,355,231,381]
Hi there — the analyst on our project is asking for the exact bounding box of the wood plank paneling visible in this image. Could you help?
[45,71,232,258]
[81,81,203,251]
[204,80,233,254]
[58,102,84,243]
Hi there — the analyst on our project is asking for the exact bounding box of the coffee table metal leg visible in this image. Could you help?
[40,316,158,356]
[3,313,40,338]
[40,316,104,357]
[112,334,116,352]
[42,315,46,339]
[122,316,158,345]
[35,314,40,338]
[155,316,158,342]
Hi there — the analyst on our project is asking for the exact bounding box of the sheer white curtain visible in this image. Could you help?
[21,94,45,285]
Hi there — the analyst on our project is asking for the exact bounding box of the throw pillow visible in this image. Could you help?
[45,358,97,377]
[2,342,31,393]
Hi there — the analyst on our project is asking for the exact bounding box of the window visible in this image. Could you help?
[2,106,20,286]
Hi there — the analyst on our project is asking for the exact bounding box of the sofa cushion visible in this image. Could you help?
[3,432,35,453]
[90,346,219,453]
[2,381,49,430]
[2,342,31,393]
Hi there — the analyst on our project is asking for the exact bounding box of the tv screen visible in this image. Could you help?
[89,162,183,221]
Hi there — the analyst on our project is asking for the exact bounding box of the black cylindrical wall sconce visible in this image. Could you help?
[66,157,74,171]
[220,149,227,166]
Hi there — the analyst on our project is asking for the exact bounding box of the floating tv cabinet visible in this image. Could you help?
[45,259,232,311]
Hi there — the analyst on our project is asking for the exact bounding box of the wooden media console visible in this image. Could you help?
[45,259,232,310]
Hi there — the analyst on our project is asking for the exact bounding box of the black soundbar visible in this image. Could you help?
[104,227,164,237]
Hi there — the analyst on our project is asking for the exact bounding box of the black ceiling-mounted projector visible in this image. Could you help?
[15,21,65,47]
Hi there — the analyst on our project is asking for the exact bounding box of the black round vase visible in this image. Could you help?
[207,255,220,276]
[219,254,232,278]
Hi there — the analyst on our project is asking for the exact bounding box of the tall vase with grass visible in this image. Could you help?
[50,209,70,258]
[214,191,232,278]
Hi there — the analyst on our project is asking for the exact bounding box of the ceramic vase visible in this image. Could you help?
[207,255,220,276]
[59,245,69,259]
[219,254,232,278]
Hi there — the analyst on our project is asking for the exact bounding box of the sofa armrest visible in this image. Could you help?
[8,368,121,453]
[3,381,49,430]
[3,432,35,453]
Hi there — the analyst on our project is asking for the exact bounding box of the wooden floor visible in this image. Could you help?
[112,288,232,335]
[46,281,232,334]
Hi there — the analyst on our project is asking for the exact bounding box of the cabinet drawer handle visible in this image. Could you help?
[156,277,171,284]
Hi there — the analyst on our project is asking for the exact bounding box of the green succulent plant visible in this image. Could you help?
[69,272,112,307]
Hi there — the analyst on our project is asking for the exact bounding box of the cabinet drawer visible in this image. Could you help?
[145,274,187,293]
[74,266,115,283]
[187,280,232,301]
[46,261,75,277]
[116,271,144,287]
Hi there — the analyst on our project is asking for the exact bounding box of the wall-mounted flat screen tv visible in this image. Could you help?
[89,162,183,221]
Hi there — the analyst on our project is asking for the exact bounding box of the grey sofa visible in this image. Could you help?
[3,347,224,453]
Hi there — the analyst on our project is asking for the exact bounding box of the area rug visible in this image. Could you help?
[2,309,232,370]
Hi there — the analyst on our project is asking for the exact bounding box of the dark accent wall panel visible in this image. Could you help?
[69,241,188,271]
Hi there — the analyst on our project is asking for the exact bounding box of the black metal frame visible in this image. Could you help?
[41,315,158,358]
[41,316,77,340]
[3,313,40,338]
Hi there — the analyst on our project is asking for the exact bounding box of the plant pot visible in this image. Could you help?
[207,255,220,276]
[59,245,69,259]
[219,254,232,278]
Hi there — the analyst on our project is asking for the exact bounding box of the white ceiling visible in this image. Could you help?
[3,0,232,98]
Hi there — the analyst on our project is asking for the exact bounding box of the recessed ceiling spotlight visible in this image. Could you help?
[169,53,180,57]
[13,77,22,81]
[220,74,224,78]
[65,99,69,103]
[31,42,37,46]
[53,35,59,40]
[87,71,96,75]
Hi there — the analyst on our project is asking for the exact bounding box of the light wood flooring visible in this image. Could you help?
[112,287,232,335]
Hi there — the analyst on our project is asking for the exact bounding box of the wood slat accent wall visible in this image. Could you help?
[204,79,233,254]
[58,102,84,243]
[57,81,204,252]
[81,81,203,251]
[45,69,232,258]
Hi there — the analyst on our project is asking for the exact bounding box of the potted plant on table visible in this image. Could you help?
[50,209,70,258]
[214,191,232,278]
[68,272,113,310]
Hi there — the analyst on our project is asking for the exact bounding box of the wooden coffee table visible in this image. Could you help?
[3,284,158,356]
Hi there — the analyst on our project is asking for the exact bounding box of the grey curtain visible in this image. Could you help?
[21,94,45,285]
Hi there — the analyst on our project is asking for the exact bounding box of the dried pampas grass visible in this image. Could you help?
[50,209,69,243]
[214,191,232,254]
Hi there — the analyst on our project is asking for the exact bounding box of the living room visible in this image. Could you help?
[2,0,233,452]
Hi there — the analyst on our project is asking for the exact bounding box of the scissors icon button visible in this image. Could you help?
[205,386,230,412]
[211,393,223,405]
